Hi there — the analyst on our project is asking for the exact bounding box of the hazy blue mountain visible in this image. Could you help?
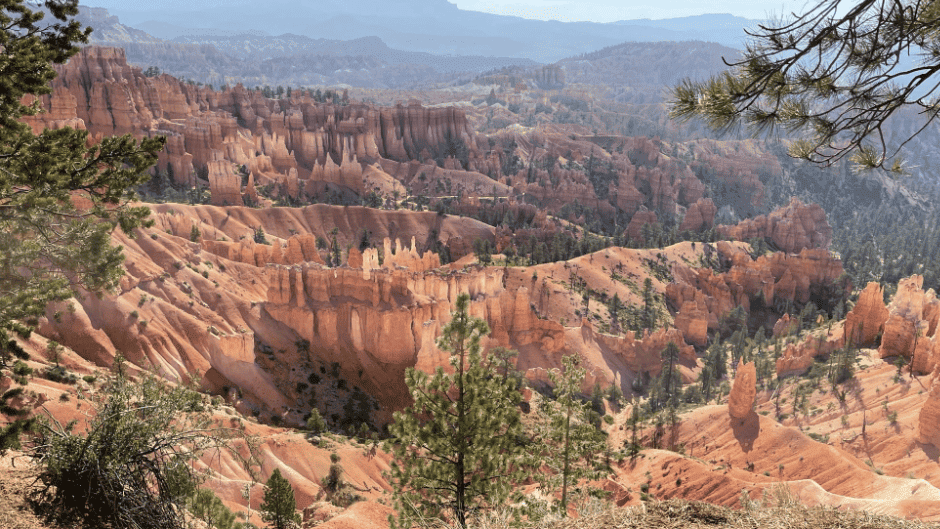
[81,0,758,61]
[64,4,536,89]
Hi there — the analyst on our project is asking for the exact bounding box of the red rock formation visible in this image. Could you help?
[626,209,657,243]
[207,157,242,206]
[775,326,844,377]
[24,47,493,207]
[679,198,717,232]
[844,282,889,347]
[879,275,940,374]
[667,242,845,341]
[720,197,833,253]
[728,361,756,419]
[772,313,796,337]
[918,370,940,449]
[674,300,709,347]
[201,235,325,267]
[362,237,441,272]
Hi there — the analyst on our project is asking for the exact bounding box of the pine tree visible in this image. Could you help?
[544,355,609,516]
[0,0,164,360]
[669,0,940,171]
[259,468,300,529]
[189,488,238,529]
[642,278,657,331]
[650,342,682,412]
[386,294,529,529]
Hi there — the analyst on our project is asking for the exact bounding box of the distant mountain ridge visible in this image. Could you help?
[81,0,759,62]
[65,4,538,89]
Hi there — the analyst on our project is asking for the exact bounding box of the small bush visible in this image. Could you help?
[12,360,32,378]
[306,409,327,434]
[83,375,97,384]
[44,366,78,385]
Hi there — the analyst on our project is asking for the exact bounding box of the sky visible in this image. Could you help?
[448,0,800,22]
[82,0,803,24]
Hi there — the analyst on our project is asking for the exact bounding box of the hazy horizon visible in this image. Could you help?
[79,0,791,24]
[448,0,795,22]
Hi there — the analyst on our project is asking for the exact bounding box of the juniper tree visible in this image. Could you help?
[386,294,529,529]
[669,0,940,171]
[31,371,237,529]
[544,355,609,516]
[0,0,164,364]
[260,468,301,529]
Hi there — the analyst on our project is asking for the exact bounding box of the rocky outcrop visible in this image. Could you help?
[207,157,243,206]
[719,197,833,253]
[261,263,570,408]
[728,361,756,419]
[23,47,492,207]
[673,300,709,347]
[202,235,325,267]
[625,209,657,243]
[774,326,844,377]
[879,275,940,374]
[844,282,889,347]
[360,237,440,272]
[772,313,797,337]
[666,241,846,342]
[679,198,717,233]
[918,370,940,449]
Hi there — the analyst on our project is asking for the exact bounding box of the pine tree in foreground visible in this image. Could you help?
[386,293,529,529]
[260,468,301,529]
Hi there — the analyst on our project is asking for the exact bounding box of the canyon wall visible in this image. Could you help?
[22,47,491,207]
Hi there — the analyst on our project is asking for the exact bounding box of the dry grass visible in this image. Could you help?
[0,459,54,529]
[412,493,933,529]
[546,501,932,529]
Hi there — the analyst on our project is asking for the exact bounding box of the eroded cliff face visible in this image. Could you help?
[22,47,492,208]
[22,47,801,248]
